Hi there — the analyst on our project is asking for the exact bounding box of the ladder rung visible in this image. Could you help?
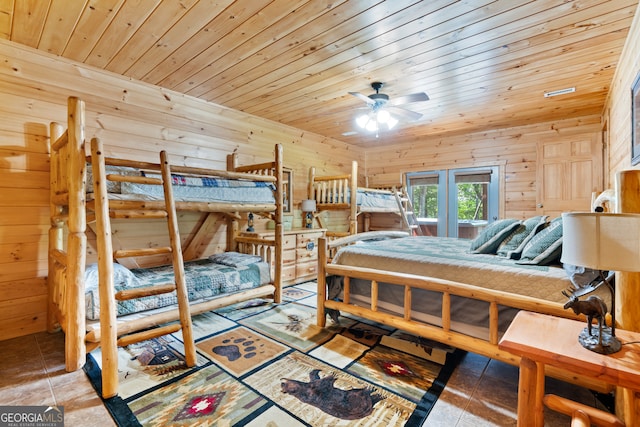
[114,246,172,258]
[117,323,182,347]
[107,174,162,185]
[115,283,177,301]
[111,210,168,219]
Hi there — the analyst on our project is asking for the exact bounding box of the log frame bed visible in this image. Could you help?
[48,97,284,397]
[307,160,407,238]
[315,199,637,394]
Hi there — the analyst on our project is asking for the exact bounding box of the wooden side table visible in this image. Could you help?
[498,311,640,427]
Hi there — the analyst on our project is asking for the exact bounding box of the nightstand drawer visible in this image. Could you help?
[296,231,324,247]
[282,248,297,264]
[296,260,318,280]
[282,234,297,250]
[282,264,296,283]
[296,247,317,261]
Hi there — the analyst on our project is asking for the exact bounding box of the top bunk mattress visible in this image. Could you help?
[356,188,398,212]
[332,236,570,303]
[87,166,276,204]
[315,187,399,211]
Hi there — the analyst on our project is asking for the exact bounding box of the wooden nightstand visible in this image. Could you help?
[240,228,326,285]
[499,311,640,427]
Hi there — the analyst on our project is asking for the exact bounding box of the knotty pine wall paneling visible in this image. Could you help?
[0,39,360,341]
[605,2,640,181]
[364,116,603,222]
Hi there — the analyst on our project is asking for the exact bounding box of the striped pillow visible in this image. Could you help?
[516,217,563,265]
[469,219,521,254]
[497,215,548,259]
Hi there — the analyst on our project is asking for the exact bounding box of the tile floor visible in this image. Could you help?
[0,330,609,426]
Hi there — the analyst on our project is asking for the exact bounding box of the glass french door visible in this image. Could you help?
[407,166,499,238]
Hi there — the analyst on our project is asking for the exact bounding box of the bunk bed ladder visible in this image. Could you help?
[393,187,424,236]
[89,139,197,398]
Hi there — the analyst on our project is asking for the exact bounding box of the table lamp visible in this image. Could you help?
[301,199,316,229]
[561,212,640,354]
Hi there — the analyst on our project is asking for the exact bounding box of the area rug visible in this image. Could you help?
[84,282,464,426]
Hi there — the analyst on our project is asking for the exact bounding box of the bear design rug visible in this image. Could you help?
[84,283,464,426]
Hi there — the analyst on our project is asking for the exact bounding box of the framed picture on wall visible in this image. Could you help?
[632,71,640,166]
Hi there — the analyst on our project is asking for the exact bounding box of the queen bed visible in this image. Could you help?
[316,215,614,391]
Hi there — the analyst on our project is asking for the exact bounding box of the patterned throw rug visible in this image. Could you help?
[84,282,464,426]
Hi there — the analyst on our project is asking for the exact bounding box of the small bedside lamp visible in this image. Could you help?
[246,212,254,232]
[301,199,316,229]
[561,212,640,354]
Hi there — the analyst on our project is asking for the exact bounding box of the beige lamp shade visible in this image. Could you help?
[561,212,640,272]
[301,199,316,212]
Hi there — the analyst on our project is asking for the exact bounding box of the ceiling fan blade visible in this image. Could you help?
[390,92,429,106]
[349,91,375,105]
[387,106,423,122]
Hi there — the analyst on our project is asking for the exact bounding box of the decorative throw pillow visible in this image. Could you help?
[469,218,522,254]
[516,217,563,265]
[496,215,548,259]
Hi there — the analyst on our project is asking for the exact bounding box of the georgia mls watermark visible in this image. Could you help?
[0,406,64,427]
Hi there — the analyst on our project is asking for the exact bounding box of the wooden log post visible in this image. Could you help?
[615,169,640,425]
[615,169,640,333]
[66,97,87,372]
[273,144,283,304]
[350,160,358,234]
[90,138,118,398]
[48,122,64,334]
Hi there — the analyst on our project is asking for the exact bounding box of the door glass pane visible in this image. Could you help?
[407,166,497,238]
[456,181,489,239]
[411,181,439,236]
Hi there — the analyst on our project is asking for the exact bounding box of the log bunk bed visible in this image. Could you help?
[316,204,631,392]
[48,97,284,398]
[308,160,411,239]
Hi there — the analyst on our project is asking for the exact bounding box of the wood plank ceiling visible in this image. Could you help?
[2,0,638,146]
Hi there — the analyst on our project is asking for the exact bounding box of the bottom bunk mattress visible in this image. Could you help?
[85,253,271,320]
[328,236,578,340]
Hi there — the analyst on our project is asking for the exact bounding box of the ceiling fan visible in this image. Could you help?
[349,82,429,133]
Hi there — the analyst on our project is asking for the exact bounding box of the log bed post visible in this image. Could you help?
[47,121,64,334]
[273,144,284,304]
[350,160,358,234]
[66,97,87,371]
[615,169,640,423]
[615,169,640,332]
[317,237,328,327]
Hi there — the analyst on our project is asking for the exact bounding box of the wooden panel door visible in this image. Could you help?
[536,133,603,218]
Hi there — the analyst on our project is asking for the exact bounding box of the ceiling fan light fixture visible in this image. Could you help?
[350,81,429,136]
[365,119,378,132]
[377,109,391,123]
[356,114,370,129]
[387,116,398,130]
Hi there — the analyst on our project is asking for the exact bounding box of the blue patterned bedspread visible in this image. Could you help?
[85,257,270,320]
[86,165,276,204]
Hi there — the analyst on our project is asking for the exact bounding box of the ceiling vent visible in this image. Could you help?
[544,87,576,98]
